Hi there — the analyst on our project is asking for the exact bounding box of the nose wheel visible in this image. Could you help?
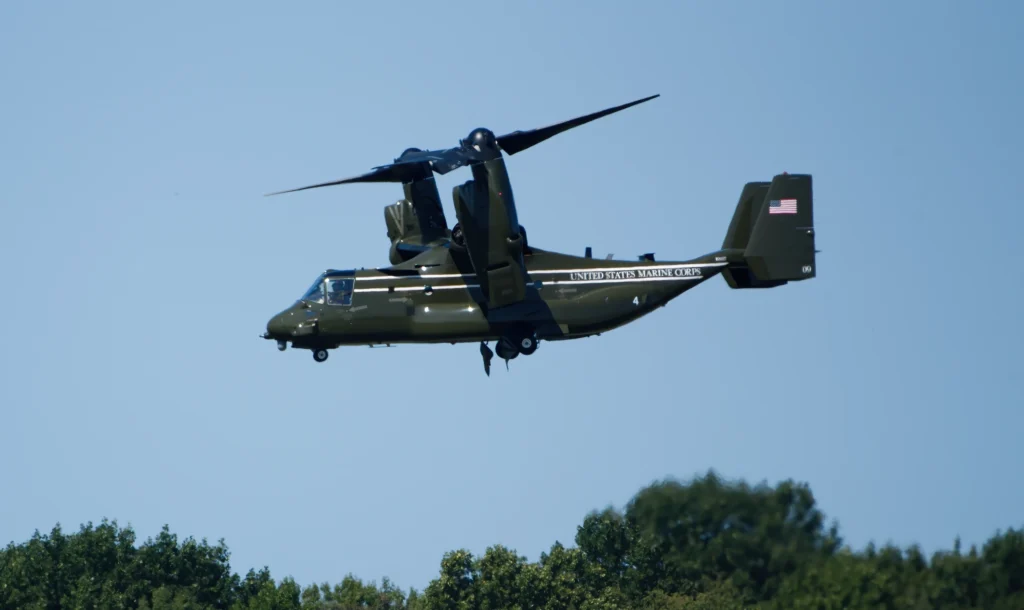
[313,348,329,363]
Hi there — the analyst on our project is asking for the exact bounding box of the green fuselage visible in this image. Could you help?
[265,245,735,349]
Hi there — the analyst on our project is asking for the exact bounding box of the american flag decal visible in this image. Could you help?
[769,198,798,214]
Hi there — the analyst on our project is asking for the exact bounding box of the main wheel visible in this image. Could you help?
[519,335,538,355]
[495,339,519,361]
[313,348,329,362]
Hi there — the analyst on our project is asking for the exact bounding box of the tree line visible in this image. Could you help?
[2,471,1021,609]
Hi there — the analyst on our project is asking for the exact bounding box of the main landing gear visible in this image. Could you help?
[516,335,538,355]
[480,331,538,375]
[313,348,329,363]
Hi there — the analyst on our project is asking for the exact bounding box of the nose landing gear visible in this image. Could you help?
[313,348,329,363]
[277,340,287,351]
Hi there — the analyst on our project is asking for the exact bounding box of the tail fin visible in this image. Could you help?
[721,173,816,289]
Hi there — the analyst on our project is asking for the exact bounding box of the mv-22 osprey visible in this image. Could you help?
[262,95,818,374]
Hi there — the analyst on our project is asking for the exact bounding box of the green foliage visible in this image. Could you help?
[2,473,1021,610]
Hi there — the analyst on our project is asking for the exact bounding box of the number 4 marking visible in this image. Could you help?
[633,296,639,306]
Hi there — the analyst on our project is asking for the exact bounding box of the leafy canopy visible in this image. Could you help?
[2,472,1021,609]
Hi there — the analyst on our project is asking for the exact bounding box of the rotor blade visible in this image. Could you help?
[427,150,475,174]
[385,146,483,175]
[265,163,427,196]
[495,94,659,156]
[268,95,659,195]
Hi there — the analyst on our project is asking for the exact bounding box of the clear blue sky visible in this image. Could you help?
[2,0,1022,593]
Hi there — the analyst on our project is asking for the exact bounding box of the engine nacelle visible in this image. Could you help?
[384,177,451,264]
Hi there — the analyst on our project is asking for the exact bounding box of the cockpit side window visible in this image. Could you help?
[326,278,354,306]
[301,277,325,304]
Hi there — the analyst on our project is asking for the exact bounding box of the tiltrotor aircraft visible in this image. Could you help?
[262,94,817,374]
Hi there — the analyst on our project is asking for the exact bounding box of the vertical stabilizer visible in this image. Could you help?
[721,174,816,288]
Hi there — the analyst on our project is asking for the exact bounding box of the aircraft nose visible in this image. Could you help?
[266,313,290,338]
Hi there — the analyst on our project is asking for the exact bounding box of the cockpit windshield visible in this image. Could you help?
[299,275,325,303]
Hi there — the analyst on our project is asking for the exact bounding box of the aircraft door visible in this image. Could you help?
[325,278,355,307]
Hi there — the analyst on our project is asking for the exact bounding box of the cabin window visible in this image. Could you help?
[326,278,354,306]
